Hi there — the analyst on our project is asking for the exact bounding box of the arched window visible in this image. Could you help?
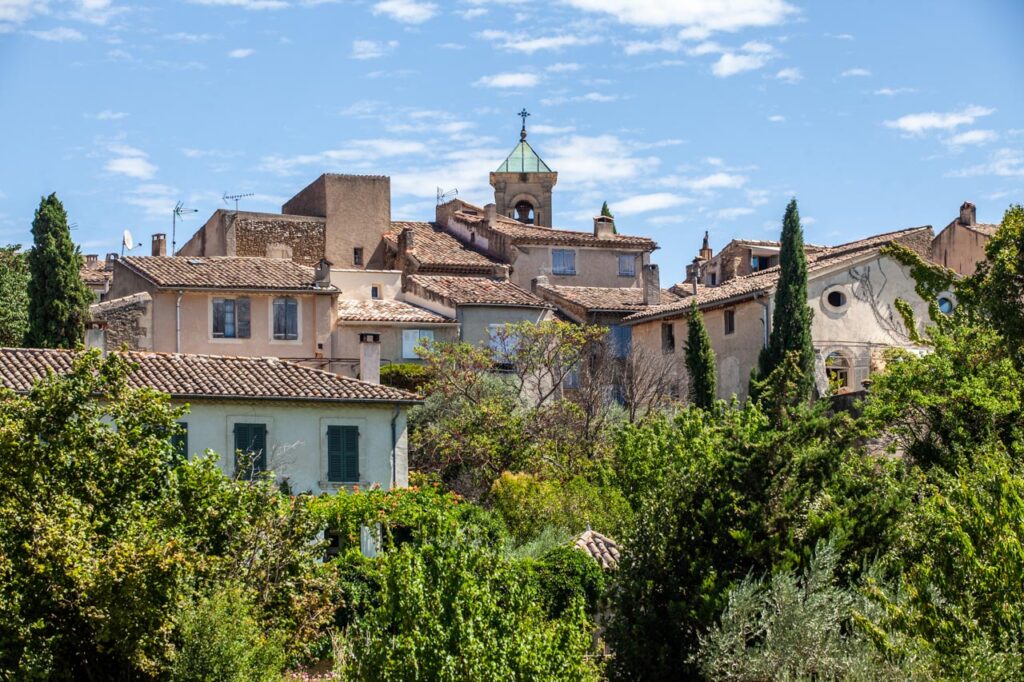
[514,200,536,224]
[825,351,850,390]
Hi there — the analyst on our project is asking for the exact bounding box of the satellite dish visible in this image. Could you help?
[122,229,134,249]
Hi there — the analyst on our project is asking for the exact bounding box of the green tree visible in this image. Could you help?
[0,245,29,346]
[684,301,717,409]
[25,193,92,348]
[600,201,616,233]
[753,198,815,401]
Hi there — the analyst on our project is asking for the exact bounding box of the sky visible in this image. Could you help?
[0,0,1022,285]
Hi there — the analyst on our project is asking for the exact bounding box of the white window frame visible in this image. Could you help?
[552,249,576,276]
[209,295,249,343]
[402,329,434,359]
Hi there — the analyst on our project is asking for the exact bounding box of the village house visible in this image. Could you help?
[79,253,116,301]
[930,201,997,276]
[626,226,944,402]
[0,347,419,492]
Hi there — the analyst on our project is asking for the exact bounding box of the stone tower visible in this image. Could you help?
[489,112,557,227]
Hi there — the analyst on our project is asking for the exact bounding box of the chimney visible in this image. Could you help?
[85,321,107,357]
[495,264,511,280]
[485,203,497,227]
[105,252,118,266]
[398,225,415,254]
[359,332,381,384]
[691,258,701,295]
[642,263,661,306]
[593,215,615,239]
[314,258,332,288]
[700,230,713,261]
[959,201,976,226]
[531,274,549,294]
[85,254,98,267]
[151,233,167,257]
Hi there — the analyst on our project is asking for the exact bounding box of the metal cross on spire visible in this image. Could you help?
[518,108,530,139]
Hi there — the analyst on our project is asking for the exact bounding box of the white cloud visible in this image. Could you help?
[542,91,617,105]
[774,67,801,83]
[949,148,1024,178]
[188,0,288,9]
[546,134,658,187]
[479,30,598,54]
[746,188,770,205]
[351,39,398,59]
[945,129,998,147]
[530,124,576,134]
[94,109,128,120]
[456,7,486,19]
[0,0,47,27]
[547,62,580,72]
[474,72,539,88]
[841,67,871,77]
[612,192,692,215]
[438,42,464,49]
[768,114,785,122]
[884,105,995,135]
[685,172,747,191]
[163,31,215,42]
[715,206,754,220]
[559,0,797,33]
[372,0,438,23]
[124,183,176,218]
[741,40,773,53]
[712,52,767,77]
[687,40,723,55]
[874,87,915,96]
[623,37,681,55]
[106,145,158,180]
[26,26,85,41]
[259,139,429,175]
[228,48,255,58]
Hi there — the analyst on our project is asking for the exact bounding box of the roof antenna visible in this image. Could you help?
[436,187,458,205]
[172,201,198,254]
[223,192,255,213]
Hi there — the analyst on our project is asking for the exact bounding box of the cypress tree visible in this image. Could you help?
[25,193,92,348]
[756,198,815,398]
[685,301,717,409]
[600,201,617,234]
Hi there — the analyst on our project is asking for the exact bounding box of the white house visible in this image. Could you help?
[0,347,420,492]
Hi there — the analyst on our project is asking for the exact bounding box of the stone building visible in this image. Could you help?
[930,201,997,276]
[490,121,557,227]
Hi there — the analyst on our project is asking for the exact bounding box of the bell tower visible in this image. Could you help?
[489,109,558,227]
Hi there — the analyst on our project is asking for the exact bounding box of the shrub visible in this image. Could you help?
[379,362,430,392]
[533,545,607,618]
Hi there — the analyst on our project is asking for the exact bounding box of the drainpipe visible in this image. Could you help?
[175,290,184,353]
[390,406,400,489]
[758,294,770,349]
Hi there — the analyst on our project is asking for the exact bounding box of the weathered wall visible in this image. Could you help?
[509,245,647,289]
[177,212,229,258]
[931,223,990,276]
[175,399,408,492]
[331,269,403,300]
[233,213,326,265]
[89,292,153,351]
[457,305,555,348]
[490,171,557,228]
[331,324,460,377]
[106,261,158,300]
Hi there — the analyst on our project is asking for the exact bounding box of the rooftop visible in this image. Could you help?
[407,274,549,308]
[574,529,620,570]
[537,284,682,313]
[495,138,553,173]
[336,298,456,324]
[0,348,419,403]
[119,256,335,291]
[385,221,503,274]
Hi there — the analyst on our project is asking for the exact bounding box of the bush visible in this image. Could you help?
[171,586,286,682]
[533,545,607,618]
[379,362,430,392]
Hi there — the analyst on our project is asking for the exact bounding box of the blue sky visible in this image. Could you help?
[0,0,1021,284]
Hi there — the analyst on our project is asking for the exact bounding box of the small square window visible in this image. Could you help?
[724,309,736,335]
[552,249,576,276]
[661,323,675,353]
[371,285,381,300]
[618,254,636,277]
[353,247,364,266]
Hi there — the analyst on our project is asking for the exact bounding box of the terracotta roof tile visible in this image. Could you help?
[407,275,548,307]
[573,529,620,569]
[80,266,113,286]
[336,298,456,324]
[451,204,656,250]
[120,256,334,291]
[385,221,502,273]
[0,348,419,403]
[537,285,682,312]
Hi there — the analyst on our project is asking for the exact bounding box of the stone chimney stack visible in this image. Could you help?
[151,233,167,257]
[485,203,497,227]
[642,263,661,306]
[85,254,98,267]
[700,230,713,261]
[105,253,118,266]
[959,201,977,226]
[593,215,615,239]
[359,332,381,385]
[314,258,332,288]
[531,274,550,294]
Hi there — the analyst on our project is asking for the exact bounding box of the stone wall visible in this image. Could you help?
[89,292,153,351]
[233,214,326,265]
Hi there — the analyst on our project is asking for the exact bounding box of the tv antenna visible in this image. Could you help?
[223,192,255,212]
[436,187,458,205]
[172,201,198,254]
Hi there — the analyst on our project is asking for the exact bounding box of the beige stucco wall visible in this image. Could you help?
[330,323,460,378]
[331,269,403,300]
[457,305,556,348]
[149,290,329,358]
[931,223,989,276]
[175,399,408,493]
[509,245,647,289]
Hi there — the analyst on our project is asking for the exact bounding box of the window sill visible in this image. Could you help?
[320,480,362,490]
[552,272,577,277]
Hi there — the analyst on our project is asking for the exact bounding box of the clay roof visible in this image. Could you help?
[119,256,335,292]
[628,226,934,324]
[573,529,620,570]
[0,347,419,403]
[537,284,682,313]
[385,221,502,273]
[407,275,548,308]
[90,291,151,313]
[450,203,656,250]
[336,298,456,324]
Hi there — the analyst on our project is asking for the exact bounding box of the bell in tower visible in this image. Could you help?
[489,109,558,228]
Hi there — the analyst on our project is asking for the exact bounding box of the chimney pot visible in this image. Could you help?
[106,252,118,265]
[151,233,167,257]
[593,215,615,239]
[642,263,661,306]
[359,332,381,385]
[314,258,332,287]
[959,201,976,226]
[85,254,98,266]
[485,203,497,226]
[532,274,549,294]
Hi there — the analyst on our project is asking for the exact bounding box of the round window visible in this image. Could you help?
[938,296,954,315]
[827,291,846,308]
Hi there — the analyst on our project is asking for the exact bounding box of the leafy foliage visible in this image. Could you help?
[685,301,717,409]
[379,362,431,392]
[0,245,29,346]
[25,193,92,348]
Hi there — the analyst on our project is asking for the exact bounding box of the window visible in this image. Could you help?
[353,247,364,266]
[233,422,267,480]
[489,324,521,360]
[171,421,188,461]
[661,322,675,353]
[827,291,846,308]
[272,297,299,341]
[709,272,718,286]
[724,309,736,335]
[371,284,382,300]
[937,293,956,315]
[326,425,359,483]
[751,255,775,271]
[212,297,251,339]
[610,325,632,358]
[821,285,850,313]
[564,364,581,389]
[826,352,850,390]
[618,254,636,277]
[552,249,576,276]
[402,329,434,359]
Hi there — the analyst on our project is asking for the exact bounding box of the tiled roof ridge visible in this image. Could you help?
[407,274,550,308]
[217,208,326,222]
[89,291,151,310]
[119,256,334,291]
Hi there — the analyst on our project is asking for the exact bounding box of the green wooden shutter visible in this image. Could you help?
[236,297,251,338]
[327,425,359,483]
[326,426,344,482]
[234,422,267,479]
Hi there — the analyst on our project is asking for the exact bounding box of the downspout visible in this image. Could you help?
[175,290,184,353]
[390,405,400,489]
[758,293,770,349]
